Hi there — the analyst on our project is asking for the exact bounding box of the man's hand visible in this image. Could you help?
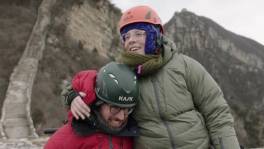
[71,92,91,120]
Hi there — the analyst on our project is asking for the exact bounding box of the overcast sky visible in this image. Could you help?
[110,0,264,45]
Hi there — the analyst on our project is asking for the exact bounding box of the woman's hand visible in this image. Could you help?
[70,92,91,119]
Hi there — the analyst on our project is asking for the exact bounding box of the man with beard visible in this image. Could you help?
[44,62,139,149]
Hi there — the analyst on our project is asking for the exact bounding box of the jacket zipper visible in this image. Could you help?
[120,139,123,149]
[219,137,224,149]
[98,135,103,149]
[152,80,176,149]
[108,135,113,149]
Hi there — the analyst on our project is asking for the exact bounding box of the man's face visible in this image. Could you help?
[122,29,146,55]
[99,103,131,128]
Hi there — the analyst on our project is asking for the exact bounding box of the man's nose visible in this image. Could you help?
[114,110,126,120]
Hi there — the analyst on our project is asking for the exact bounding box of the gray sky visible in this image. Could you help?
[110,0,264,45]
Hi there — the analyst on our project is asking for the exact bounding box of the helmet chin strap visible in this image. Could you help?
[94,109,127,135]
[155,34,164,54]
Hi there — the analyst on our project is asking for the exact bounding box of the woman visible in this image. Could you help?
[66,5,240,149]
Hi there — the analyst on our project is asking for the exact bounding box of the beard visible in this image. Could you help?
[94,110,127,135]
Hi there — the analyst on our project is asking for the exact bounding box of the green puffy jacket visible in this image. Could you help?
[133,37,240,149]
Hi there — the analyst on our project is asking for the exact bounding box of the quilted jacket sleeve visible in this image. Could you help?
[184,55,240,149]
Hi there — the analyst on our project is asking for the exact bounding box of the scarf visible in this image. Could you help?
[118,51,165,76]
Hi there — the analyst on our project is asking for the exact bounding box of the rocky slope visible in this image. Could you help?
[30,0,117,135]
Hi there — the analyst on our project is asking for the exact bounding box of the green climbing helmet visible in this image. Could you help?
[95,62,139,108]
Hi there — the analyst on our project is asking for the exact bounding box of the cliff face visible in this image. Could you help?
[30,0,119,135]
[0,0,263,147]
[164,9,264,147]
[66,0,121,57]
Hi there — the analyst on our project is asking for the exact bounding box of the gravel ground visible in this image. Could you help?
[0,137,48,149]
[0,137,263,149]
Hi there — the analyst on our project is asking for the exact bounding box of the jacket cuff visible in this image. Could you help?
[211,136,240,149]
[64,89,79,106]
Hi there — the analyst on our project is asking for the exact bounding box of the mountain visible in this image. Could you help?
[0,0,263,147]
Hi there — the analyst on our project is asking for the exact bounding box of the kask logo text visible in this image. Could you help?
[118,96,133,102]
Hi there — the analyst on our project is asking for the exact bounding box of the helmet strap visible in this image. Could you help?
[155,33,164,54]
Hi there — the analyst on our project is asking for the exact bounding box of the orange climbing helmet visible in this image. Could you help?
[118,5,164,33]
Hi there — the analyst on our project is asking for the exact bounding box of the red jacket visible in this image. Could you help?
[45,70,134,149]
[44,123,133,149]
[67,70,97,121]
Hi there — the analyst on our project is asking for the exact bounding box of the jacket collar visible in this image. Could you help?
[161,36,178,64]
[72,115,139,137]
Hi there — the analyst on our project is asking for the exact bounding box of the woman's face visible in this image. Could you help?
[123,29,146,55]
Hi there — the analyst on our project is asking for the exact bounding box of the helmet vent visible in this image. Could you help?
[145,10,152,19]
[134,76,137,84]
[114,80,118,85]
[108,74,115,78]
[108,73,119,85]
[124,90,132,94]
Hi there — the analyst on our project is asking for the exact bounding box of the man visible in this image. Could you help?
[45,62,139,149]
[65,5,240,149]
